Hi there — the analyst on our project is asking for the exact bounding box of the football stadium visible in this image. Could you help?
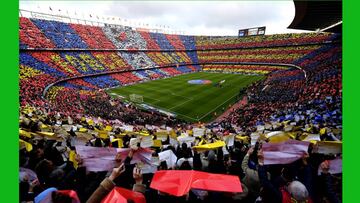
[107,72,264,122]
[19,1,342,203]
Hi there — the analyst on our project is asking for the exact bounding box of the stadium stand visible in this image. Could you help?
[30,18,89,49]
[195,33,335,49]
[70,23,117,49]
[19,17,341,121]
[220,43,341,127]
[19,17,55,49]
[19,9,342,203]
[202,64,289,75]
[197,45,323,64]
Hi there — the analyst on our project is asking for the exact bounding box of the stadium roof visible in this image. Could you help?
[288,1,342,33]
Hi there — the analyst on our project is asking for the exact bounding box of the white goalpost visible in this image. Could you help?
[129,94,144,103]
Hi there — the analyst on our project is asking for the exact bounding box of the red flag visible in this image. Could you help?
[57,190,80,203]
[151,170,193,196]
[150,170,242,196]
[102,187,146,203]
[191,171,242,192]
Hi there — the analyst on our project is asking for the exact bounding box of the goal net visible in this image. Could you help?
[129,94,144,103]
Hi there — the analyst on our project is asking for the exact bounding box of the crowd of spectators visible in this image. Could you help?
[102,26,148,50]
[197,45,322,64]
[195,33,339,49]
[20,65,57,107]
[146,52,193,66]
[91,51,131,71]
[19,17,55,49]
[20,17,199,74]
[202,64,288,75]
[20,18,341,135]
[30,18,89,49]
[70,23,117,49]
[220,44,341,133]
[20,64,201,123]
[179,35,199,64]
[110,72,143,85]
[20,29,341,136]
[19,17,342,203]
[19,49,200,108]
[166,34,187,50]
[20,17,197,52]
[81,93,178,126]
[150,32,176,50]
[19,102,342,203]
[138,31,162,50]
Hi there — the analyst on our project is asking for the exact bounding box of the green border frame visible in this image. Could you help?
[343,0,358,202]
[1,0,357,202]
[0,0,19,201]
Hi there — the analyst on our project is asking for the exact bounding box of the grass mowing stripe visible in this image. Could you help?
[112,73,255,119]
[184,74,250,118]
[107,72,264,122]
[114,74,255,113]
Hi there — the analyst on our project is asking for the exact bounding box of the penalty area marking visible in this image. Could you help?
[168,97,193,110]
[136,85,193,100]
[109,90,239,122]
[109,92,161,102]
[197,92,239,120]
[136,101,199,121]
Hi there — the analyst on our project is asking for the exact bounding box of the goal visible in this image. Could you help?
[129,94,144,103]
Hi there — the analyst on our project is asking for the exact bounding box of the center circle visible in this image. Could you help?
[188,79,212,85]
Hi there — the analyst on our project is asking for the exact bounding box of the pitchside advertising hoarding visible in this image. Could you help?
[238,26,266,37]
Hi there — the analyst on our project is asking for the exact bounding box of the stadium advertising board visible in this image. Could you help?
[238,26,266,37]
[248,28,258,36]
[258,27,266,35]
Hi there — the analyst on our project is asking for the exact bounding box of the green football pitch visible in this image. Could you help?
[107,72,264,123]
